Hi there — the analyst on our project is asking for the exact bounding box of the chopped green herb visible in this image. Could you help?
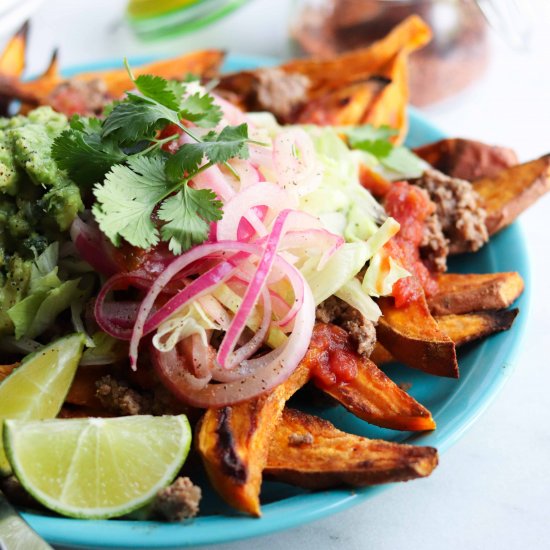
[51,60,259,254]
[342,124,424,177]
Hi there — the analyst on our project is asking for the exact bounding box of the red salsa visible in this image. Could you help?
[383,180,438,307]
[308,323,360,389]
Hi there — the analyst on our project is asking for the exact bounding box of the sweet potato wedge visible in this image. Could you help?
[0,47,225,111]
[265,408,438,490]
[196,363,311,517]
[474,155,550,235]
[0,364,17,383]
[365,51,409,144]
[217,16,429,139]
[311,324,435,431]
[372,309,518,365]
[296,76,390,126]
[74,50,225,98]
[436,309,518,347]
[280,15,431,96]
[0,21,28,78]
[376,296,458,377]
[413,138,518,181]
[428,272,524,315]
[370,343,394,366]
[65,365,111,407]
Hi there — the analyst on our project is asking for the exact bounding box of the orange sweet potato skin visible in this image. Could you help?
[0,49,225,109]
[295,77,390,126]
[217,16,430,141]
[372,309,519,366]
[196,363,310,517]
[474,155,550,236]
[0,364,17,383]
[321,358,435,431]
[311,324,435,431]
[436,309,518,347]
[429,272,524,315]
[265,408,438,490]
[376,296,458,378]
[0,22,27,78]
[413,138,518,181]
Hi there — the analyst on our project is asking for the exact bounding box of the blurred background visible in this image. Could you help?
[2,0,550,160]
[1,2,549,549]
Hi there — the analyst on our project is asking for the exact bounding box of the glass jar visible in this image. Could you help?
[290,0,490,106]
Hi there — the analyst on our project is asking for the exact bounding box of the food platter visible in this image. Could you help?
[15,54,530,549]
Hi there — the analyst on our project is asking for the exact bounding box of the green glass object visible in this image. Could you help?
[126,0,250,40]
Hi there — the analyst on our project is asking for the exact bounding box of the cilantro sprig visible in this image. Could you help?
[342,124,425,177]
[52,60,259,254]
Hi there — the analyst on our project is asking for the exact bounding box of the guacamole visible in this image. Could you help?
[0,107,84,337]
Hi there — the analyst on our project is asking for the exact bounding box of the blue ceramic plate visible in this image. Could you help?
[21,55,530,549]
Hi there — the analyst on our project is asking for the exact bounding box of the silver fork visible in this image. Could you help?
[476,0,533,50]
[0,491,53,550]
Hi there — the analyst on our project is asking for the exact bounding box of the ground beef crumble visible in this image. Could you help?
[420,211,448,272]
[411,168,488,264]
[315,296,376,358]
[152,477,202,521]
[95,375,179,416]
[253,68,310,121]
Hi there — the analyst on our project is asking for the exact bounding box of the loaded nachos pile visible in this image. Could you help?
[0,16,547,521]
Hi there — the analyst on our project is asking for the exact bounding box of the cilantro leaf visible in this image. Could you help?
[69,115,102,133]
[52,125,126,185]
[343,124,398,158]
[134,73,181,111]
[342,124,424,177]
[101,99,179,143]
[159,185,223,254]
[344,124,398,146]
[206,124,250,162]
[179,91,222,128]
[92,154,175,249]
[164,123,250,182]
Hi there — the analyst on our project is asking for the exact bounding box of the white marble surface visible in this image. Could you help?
[4,0,550,548]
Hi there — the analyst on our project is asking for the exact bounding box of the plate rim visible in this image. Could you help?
[17,53,531,549]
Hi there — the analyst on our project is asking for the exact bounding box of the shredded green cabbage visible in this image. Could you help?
[335,278,381,322]
[362,253,411,297]
[300,126,386,242]
[7,244,85,339]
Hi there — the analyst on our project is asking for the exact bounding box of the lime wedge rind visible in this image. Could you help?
[0,333,85,474]
[3,415,192,519]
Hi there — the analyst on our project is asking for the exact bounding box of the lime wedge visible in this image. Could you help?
[0,333,85,474]
[3,415,191,519]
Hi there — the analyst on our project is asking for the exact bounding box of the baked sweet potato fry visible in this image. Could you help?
[196,363,311,517]
[428,272,524,315]
[365,51,410,143]
[372,309,518,365]
[73,50,225,98]
[265,408,438,490]
[376,296,458,377]
[436,309,518,347]
[0,364,17,383]
[0,21,27,78]
[280,15,431,95]
[0,44,225,111]
[474,155,550,235]
[217,16,430,140]
[65,365,111,407]
[413,138,518,181]
[312,325,435,431]
[296,76,390,126]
